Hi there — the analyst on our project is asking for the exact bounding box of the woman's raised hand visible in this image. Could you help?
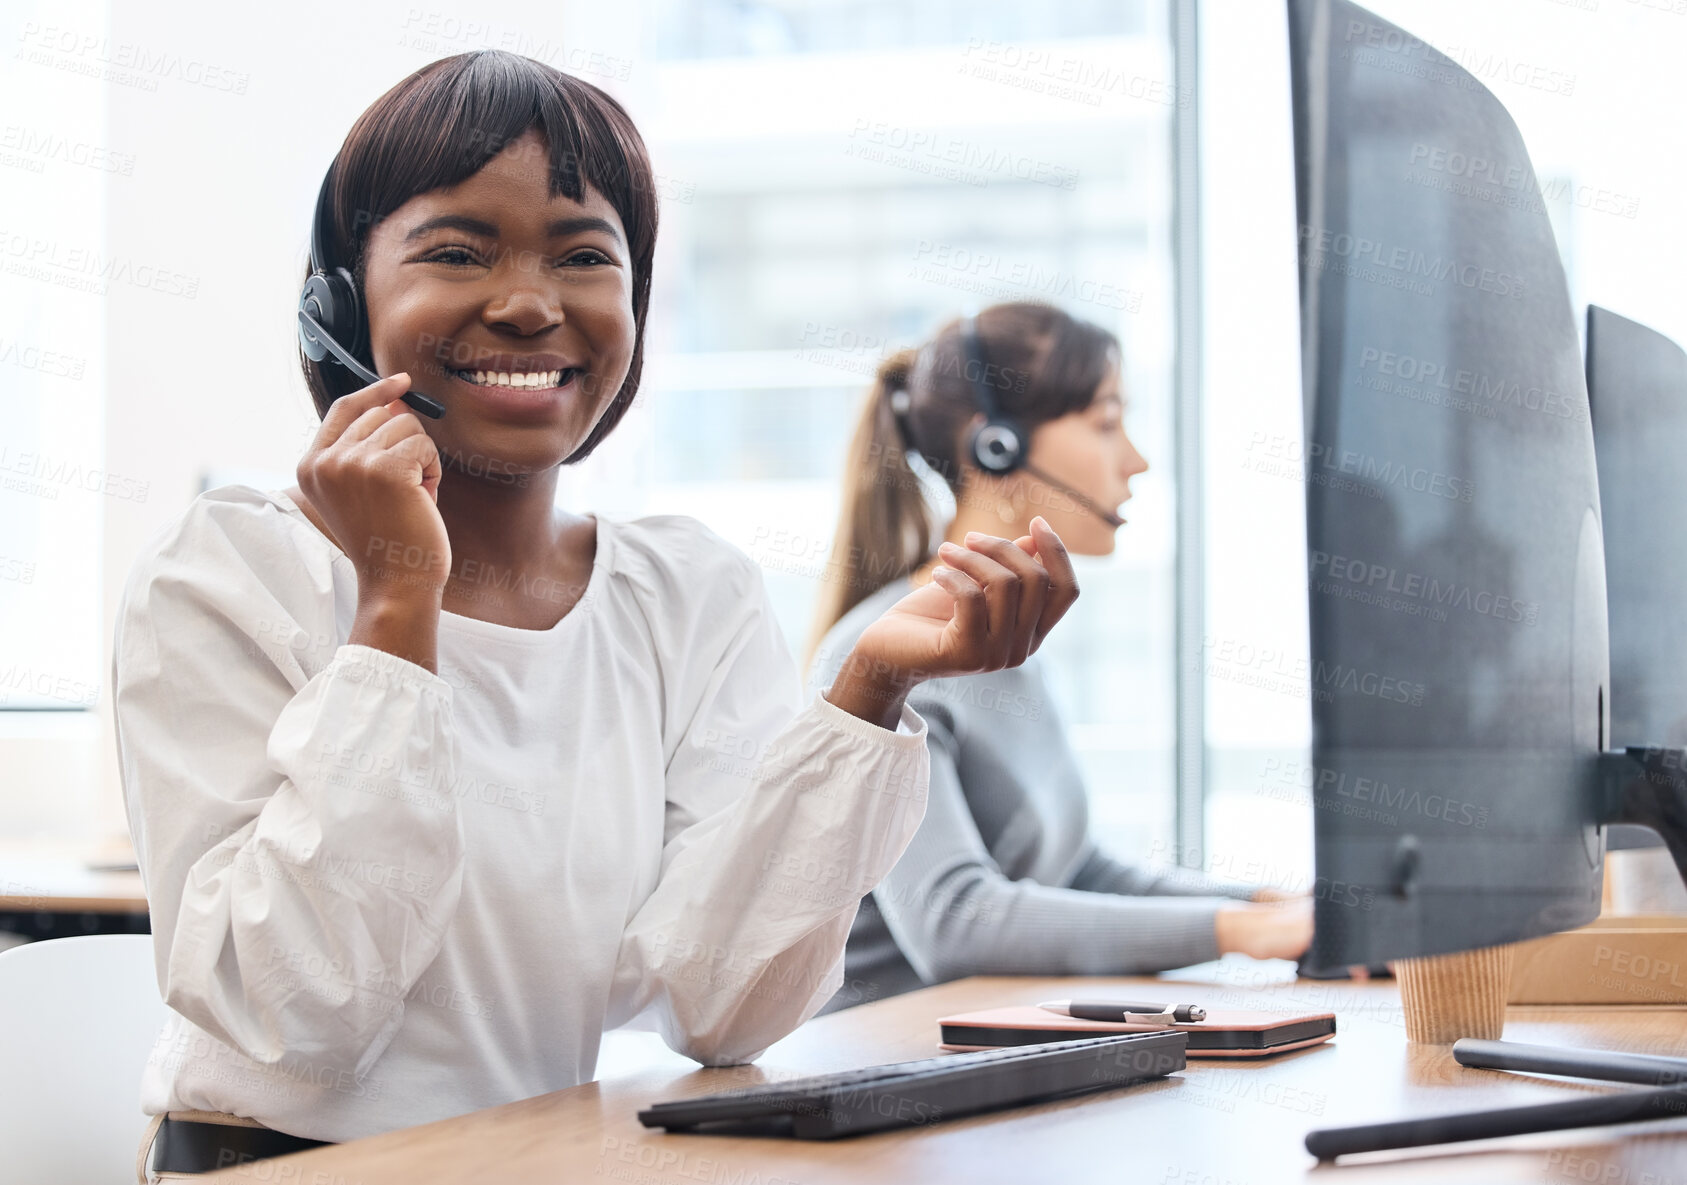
[296,373,450,603]
[296,373,449,672]
[864,516,1079,681]
[842,516,1080,707]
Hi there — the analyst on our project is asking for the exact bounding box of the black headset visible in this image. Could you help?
[296,163,446,419]
[959,315,1029,478]
[910,314,1124,529]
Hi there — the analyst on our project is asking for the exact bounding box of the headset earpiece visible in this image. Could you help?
[959,316,1026,475]
[293,162,443,418]
[967,417,1024,474]
[297,165,368,368]
[298,266,365,364]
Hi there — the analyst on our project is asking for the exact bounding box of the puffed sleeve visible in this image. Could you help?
[605,531,929,1064]
[112,490,466,1079]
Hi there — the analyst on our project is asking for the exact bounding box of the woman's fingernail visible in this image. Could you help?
[964,532,982,544]
[1032,516,1047,531]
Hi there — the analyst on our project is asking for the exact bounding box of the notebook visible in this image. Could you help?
[938,1006,1337,1058]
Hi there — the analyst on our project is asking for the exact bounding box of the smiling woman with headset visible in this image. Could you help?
[804,303,1314,1013]
[112,52,1084,1178]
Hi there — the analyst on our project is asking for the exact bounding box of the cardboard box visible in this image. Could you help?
[1508,915,1687,1005]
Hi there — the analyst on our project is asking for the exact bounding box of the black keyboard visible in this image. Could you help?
[637,1029,1187,1139]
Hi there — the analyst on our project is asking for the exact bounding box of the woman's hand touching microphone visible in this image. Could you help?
[295,372,449,672]
[825,516,1079,730]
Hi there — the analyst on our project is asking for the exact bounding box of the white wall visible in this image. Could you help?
[2,0,110,835]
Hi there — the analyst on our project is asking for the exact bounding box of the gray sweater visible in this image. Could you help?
[806,575,1258,1013]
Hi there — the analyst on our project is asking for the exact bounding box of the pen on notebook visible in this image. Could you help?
[1037,1000,1207,1023]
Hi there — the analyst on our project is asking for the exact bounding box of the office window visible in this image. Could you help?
[561,7,1185,858]
[644,0,1151,58]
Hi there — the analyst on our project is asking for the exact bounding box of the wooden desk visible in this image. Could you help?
[0,840,147,914]
[203,966,1687,1184]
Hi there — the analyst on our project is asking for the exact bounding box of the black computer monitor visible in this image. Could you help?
[1289,0,1610,970]
[1588,304,1687,858]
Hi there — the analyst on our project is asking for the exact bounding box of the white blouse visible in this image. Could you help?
[112,485,930,1142]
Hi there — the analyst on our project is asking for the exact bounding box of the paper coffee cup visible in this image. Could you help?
[1395,943,1515,1043]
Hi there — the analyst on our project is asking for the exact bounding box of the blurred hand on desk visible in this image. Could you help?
[1228,891,1377,979]
[1215,896,1314,961]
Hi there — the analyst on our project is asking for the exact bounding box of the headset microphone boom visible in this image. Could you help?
[297,163,446,420]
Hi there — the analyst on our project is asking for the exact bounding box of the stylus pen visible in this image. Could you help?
[1304,1083,1687,1161]
[1453,1039,1687,1088]
[1037,1000,1207,1023]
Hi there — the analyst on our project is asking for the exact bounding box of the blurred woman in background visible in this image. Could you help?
[804,302,1312,1012]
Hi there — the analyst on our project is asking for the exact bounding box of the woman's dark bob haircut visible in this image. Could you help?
[298,50,658,466]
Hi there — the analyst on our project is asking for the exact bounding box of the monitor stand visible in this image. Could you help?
[1603,747,1687,887]
[1306,750,1687,1159]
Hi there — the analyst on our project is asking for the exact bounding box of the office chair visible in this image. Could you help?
[0,935,169,1184]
